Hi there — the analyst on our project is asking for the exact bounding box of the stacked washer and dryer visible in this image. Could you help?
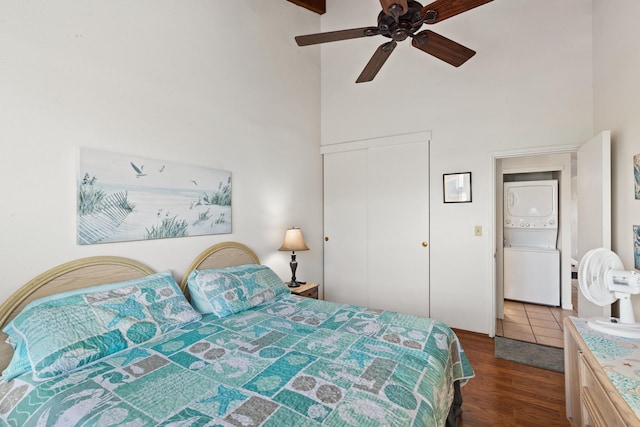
[503,180,560,306]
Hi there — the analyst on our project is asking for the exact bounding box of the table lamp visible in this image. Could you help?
[278,227,309,288]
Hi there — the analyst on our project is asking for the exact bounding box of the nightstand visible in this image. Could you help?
[289,282,319,299]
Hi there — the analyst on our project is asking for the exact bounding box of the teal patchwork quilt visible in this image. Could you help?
[0,294,474,426]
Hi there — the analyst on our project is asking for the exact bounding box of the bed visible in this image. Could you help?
[0,242,473,426]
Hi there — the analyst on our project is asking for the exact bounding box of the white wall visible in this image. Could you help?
[9,1,636,336]
[321,0,594,333]
[593,1,640,313]
[0,1,323,304]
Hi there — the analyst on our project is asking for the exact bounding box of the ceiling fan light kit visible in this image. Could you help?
[579,248,640,338]
[294,0,493,83]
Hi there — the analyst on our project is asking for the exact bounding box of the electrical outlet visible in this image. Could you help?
[474,226,482,236]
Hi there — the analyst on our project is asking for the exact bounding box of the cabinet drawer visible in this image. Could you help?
[579,353,626,427]
[298,287,318,299]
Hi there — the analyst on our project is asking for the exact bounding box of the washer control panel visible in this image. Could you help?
[504,217,557,229]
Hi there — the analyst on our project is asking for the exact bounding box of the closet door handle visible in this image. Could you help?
[422,241,428,247]
[325,236,329,241]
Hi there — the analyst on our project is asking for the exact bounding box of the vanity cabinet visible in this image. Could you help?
[564,317,640,427]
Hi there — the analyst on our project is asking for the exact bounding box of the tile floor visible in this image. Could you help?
[496,300,576,348]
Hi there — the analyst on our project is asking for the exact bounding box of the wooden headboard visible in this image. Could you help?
[178,241,260,301]
[0,242,260,372]
[0,256,155,371]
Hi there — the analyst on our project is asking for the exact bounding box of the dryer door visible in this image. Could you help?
[504,180,558,229]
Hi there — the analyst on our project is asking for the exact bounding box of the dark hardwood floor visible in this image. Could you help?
[454,329,570,427]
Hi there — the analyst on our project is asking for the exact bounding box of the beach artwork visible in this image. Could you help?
[635,153,640,200]
[635,225,640,270]
[77,148,231,245]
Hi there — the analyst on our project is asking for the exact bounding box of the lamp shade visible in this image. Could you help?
[278,227,309,252]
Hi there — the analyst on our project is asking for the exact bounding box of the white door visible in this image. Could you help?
[323,150,368,306]
[368,142,430,317]
[577,131,612,318]
[323,135,430,316]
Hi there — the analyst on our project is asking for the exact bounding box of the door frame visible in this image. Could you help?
[489,143,580,337]
[320,131,432,154]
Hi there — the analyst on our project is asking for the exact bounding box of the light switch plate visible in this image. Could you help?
[474,226,482,236]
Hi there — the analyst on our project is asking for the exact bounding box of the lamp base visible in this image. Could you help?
[286,253,305,288]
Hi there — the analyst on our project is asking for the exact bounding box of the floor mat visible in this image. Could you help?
[495,336,564,372]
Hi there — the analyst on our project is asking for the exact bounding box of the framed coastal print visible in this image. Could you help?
[77,148,231,245]
[443,172,472,203]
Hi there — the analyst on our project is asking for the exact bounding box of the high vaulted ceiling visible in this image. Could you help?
[287,0,325,14]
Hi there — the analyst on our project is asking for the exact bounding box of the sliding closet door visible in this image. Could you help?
[367,142,430,317]
[323,150,368,306]
[323,134,430,316]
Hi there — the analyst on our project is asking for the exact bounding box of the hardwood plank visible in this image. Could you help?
[287,0,326,14]
[454,329,570,427]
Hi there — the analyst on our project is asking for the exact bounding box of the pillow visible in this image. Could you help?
[187,264,288,316]
[2,273,168,381]
[5,270,201,381]
[1,325,31,380]
[2,275,158,381]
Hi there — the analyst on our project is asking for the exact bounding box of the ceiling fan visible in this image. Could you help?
[295,0,493,83]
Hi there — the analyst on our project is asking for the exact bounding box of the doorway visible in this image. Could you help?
[489,145,577,337]
[491,132,611,340]
[493,153,576,347]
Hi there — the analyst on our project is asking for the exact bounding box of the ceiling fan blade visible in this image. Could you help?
[295,27,379,46]
[356,41,397,83]
[420,0,493,23]
[411,30,475,67]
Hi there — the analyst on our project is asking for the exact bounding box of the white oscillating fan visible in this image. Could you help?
[579,248,640,338]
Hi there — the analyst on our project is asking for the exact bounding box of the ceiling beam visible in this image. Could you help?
[287,0,326,15]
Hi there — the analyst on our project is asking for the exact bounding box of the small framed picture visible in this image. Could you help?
[443,172,472,203]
